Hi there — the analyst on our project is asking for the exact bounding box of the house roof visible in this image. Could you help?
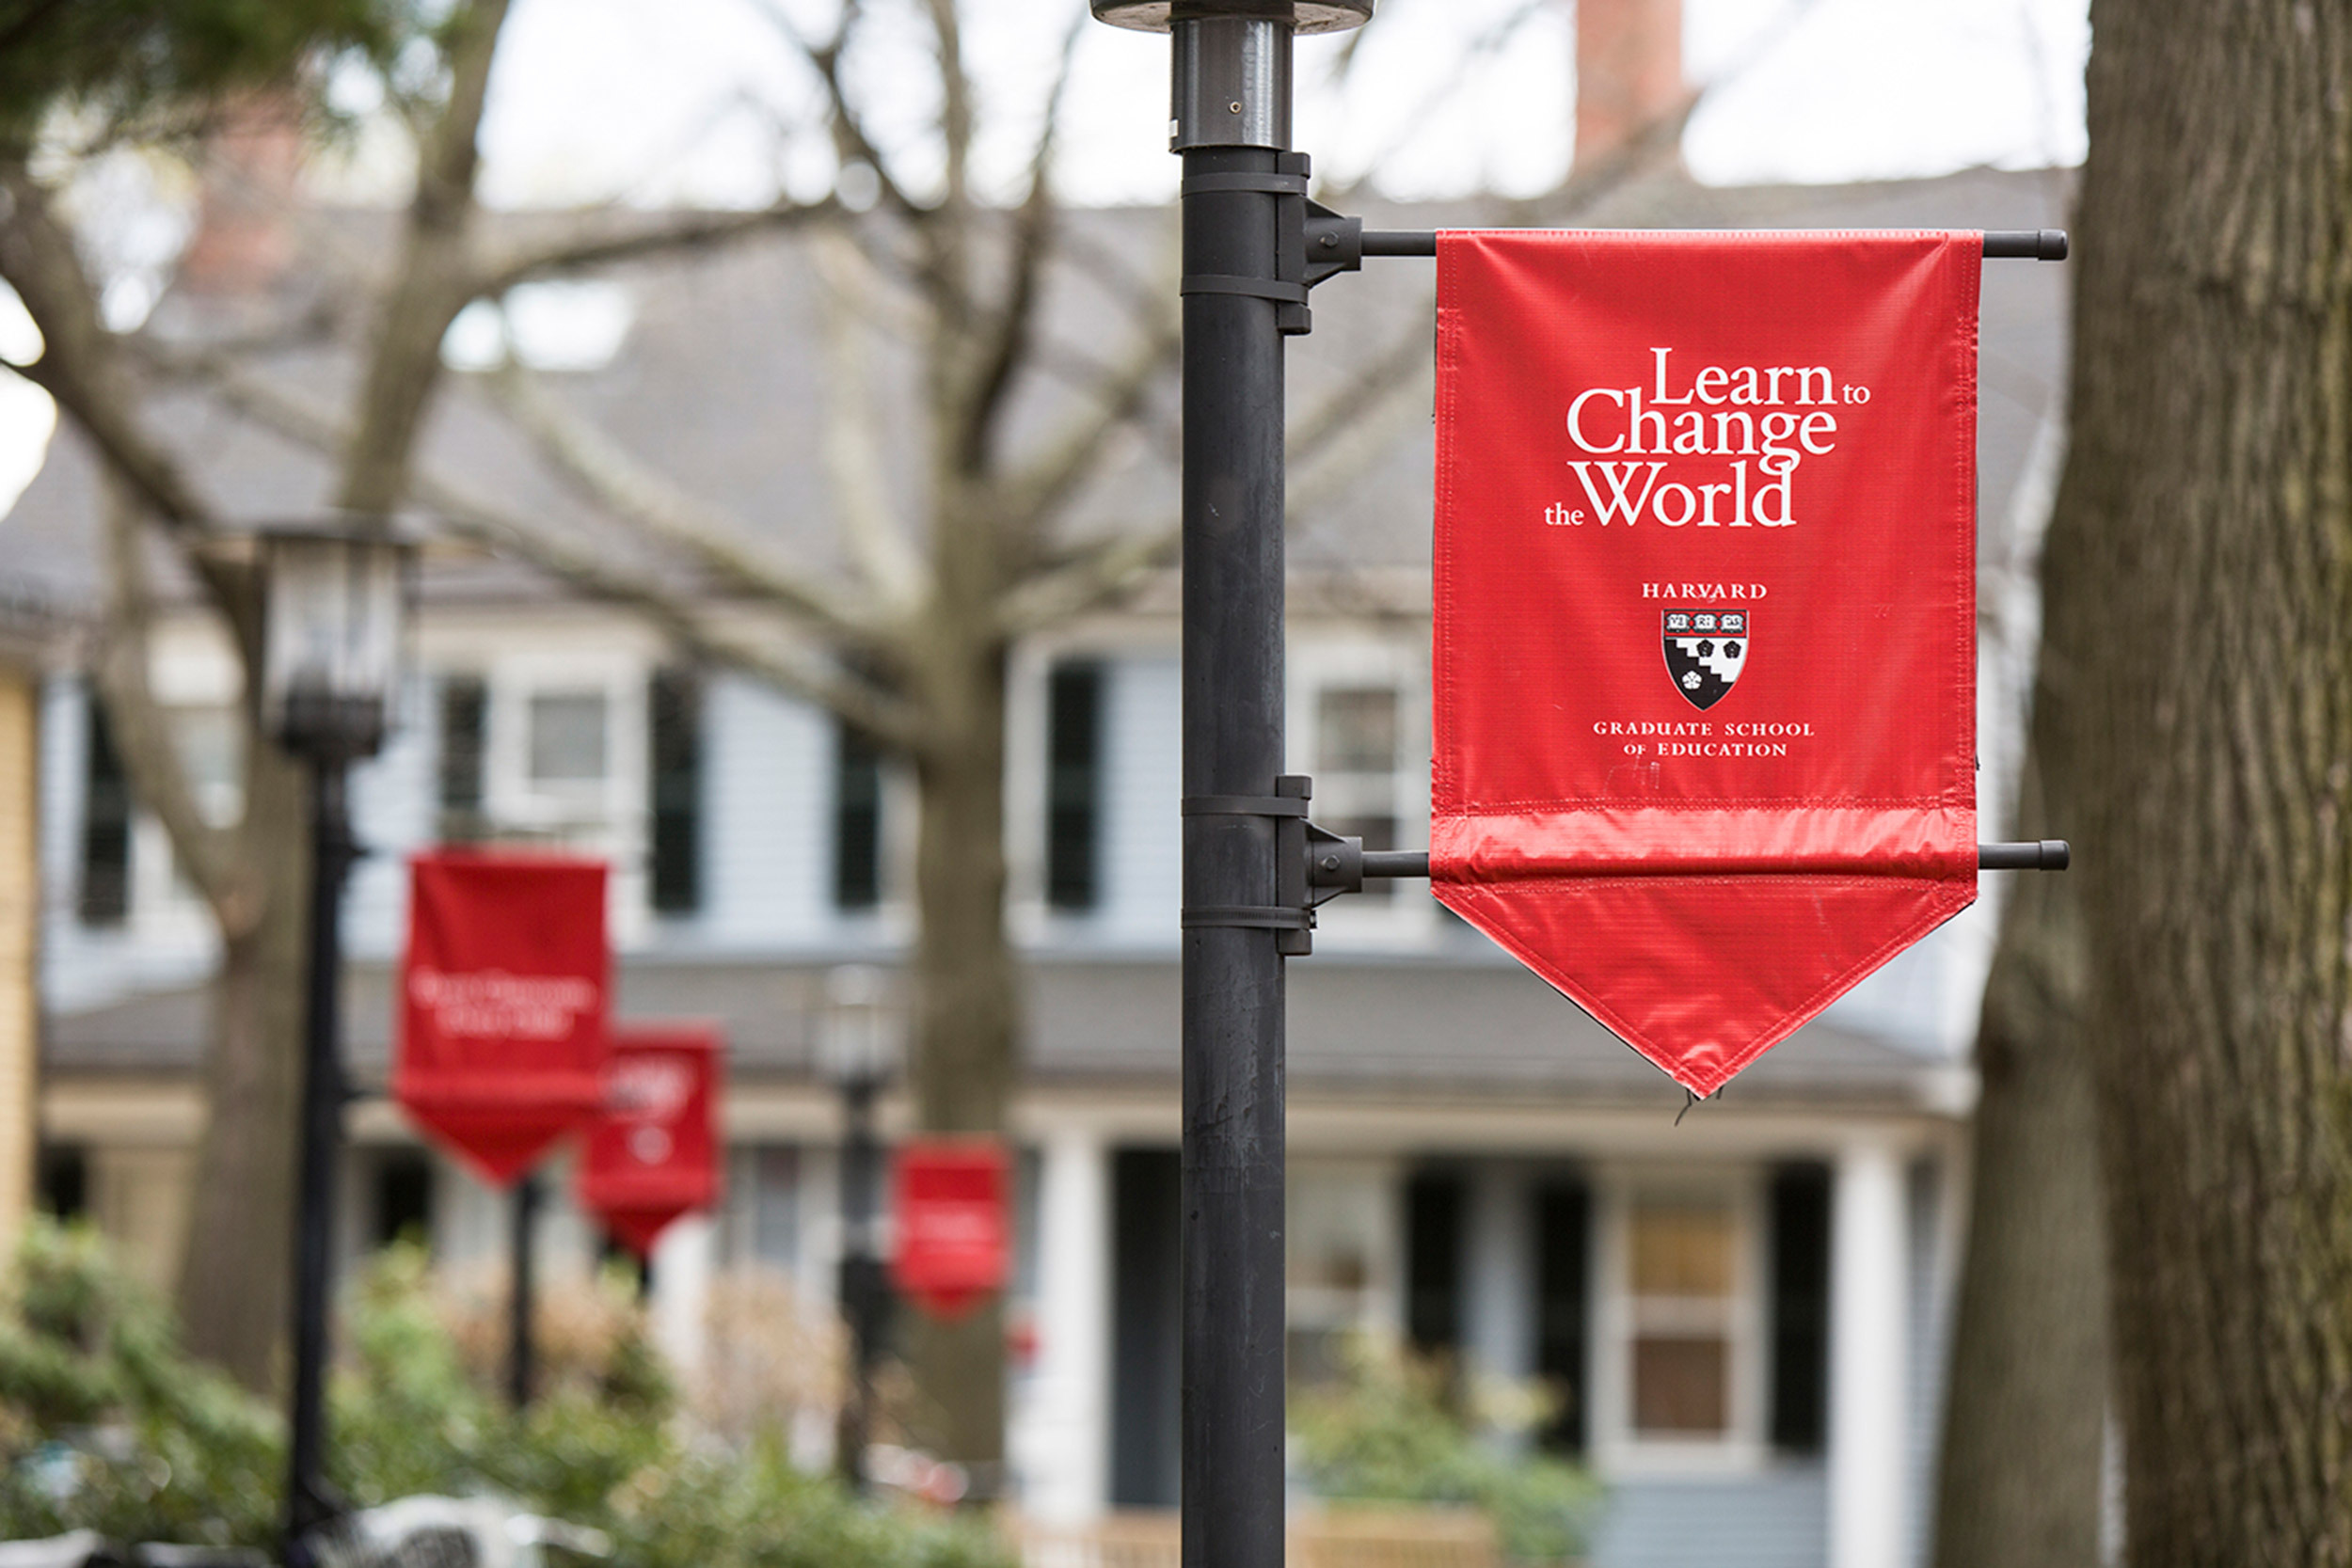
[3,165,2073,619]
[42,947,1953,1113]
[17,163,2073,1103]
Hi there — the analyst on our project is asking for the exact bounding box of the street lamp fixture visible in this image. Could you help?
[260,519,416,1568]
[818,964,898,1494]
[260,525,413,760]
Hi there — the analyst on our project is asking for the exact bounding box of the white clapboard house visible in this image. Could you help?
[5,125,2071,1567]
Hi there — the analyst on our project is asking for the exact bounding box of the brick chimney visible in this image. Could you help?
[177,97,306,295]
[1575,0,1686,169]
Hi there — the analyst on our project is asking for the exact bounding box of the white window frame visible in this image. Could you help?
[1287,635,1433,947]
[1286,1156,1406,1362]
[129,624,246,943]
[480,650,650,941]
[1588,1162,1770,1477]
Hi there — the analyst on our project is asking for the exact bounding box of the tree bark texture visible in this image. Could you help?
[174,740,310,1386]
[898,563,1016,1478]
[1932,770,2109,1568]
[2047,3,2352,1560]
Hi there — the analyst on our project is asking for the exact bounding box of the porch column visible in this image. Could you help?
[651,1213,716,1380]
[1465,1164,1534,1383]
[1022,1126,1110,1523]
[1830,1137,1909,1568]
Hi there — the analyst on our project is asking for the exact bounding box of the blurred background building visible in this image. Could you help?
[0,2,2077,1563]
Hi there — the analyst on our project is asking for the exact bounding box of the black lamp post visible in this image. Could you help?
[819,964,895,1495]
[1083,7,1371,1567]
[260,521,415,1568]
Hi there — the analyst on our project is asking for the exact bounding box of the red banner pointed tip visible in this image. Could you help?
[1438,875,1974,1098]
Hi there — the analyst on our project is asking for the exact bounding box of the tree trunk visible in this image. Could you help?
[1932,768,2108,1568]
[2044,3,2352,1560]
[174,736,310,1388]
[899,631,1015,1482]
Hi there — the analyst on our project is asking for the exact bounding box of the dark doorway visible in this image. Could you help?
[373,1148,435,1249]
[37,1144,87,1221]
[1109,1147,1181,1508]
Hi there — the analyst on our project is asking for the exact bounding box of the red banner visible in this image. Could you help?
[891,1142,1009,1319]
[1433,230,1979,1096]
[396,852,609,1186]
[577,1022,723,1259]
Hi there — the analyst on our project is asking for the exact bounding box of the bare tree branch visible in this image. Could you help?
[1288,294,1436,467]
[1050,218,1179,343]
[416,474,924,750]
[956,8,1087,474]
[1316,0,1552,205]
[994,521,1176,637]
[338,0,512,512]
[477,358,883,639]
[90,481,264,937]
[1001,312,1180,524]
[811,230,929,610]
[920,0,975,219]
[157,345,923,746]
[750,0,923,222]
[471,197,844,296]
[0,164,219,536]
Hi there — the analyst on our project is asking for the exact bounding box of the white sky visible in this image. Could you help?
[0,0,2089,515]
[465,0,2088,208]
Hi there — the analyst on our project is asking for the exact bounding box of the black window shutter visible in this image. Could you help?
[1768,1162,1833,1452]
[436,673,487,843]
[648,669,703,914]
[1046,661,1103,910]
[834,720,883,910]
[78,697,130,926]
[1405,1170,1469,1355]
[1534,1177,1592,1453]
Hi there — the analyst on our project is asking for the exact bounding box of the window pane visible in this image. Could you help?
[1318,687,1398,772]
[529,690,608,783]
[752,1146,799,1268]
[1633,1336,1728,1433]
[1631,1201,1734,1296]
[169,705,243,824]
[437,673,487,841]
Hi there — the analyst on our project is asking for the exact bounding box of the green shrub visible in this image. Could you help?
[0,1222,280,1547]
[0,1221,1010,1568]
[1289,1338,1601,1566]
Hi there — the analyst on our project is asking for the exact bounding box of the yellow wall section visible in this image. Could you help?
[0,671,36,1258]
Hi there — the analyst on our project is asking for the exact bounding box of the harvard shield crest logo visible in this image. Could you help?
[1661,609,1750,710]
